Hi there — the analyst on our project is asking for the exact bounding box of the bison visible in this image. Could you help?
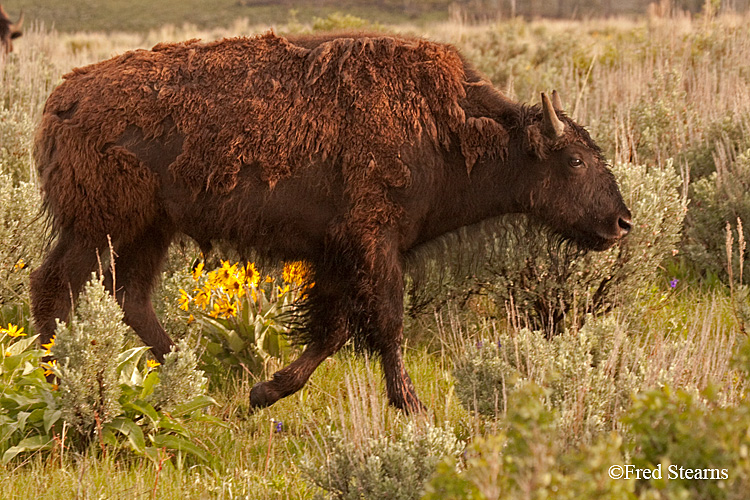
[31,32,631,412]
[0,4,22,54]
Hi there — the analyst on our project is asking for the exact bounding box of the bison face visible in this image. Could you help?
[0,6,22,54]
[526,92,631,251]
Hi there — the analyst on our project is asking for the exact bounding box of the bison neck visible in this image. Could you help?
[413,150,527,248]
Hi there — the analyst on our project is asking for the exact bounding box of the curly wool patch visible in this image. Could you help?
[41,33,468,195]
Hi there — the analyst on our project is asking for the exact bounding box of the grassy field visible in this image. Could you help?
[2,0,454,33]
[3,5,750,500]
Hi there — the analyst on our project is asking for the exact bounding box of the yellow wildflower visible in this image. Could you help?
[283,261,312,288]
[211,260,237,288]
[235,263,246,282]
[3,324,25,338]
[225,276,245,298]
[178,289,191,311]
[41,335,56,355]
[211,298,239,319]
[147,359,161,369]
[245,262,260,288]
[14,258,26,270]
[192,261,205,281]
[193,288,210,311]
[43,359,57,377]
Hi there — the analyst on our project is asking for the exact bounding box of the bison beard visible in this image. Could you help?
[31,32,631,412]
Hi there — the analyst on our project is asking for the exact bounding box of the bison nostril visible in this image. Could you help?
[618,217,632,237]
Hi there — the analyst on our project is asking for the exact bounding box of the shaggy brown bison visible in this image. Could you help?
[31,32,631,412]
[0,4,22,54]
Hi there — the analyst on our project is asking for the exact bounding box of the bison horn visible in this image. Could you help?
[10,11,23,37]
[551,89,563,111]
[541,92,565,140]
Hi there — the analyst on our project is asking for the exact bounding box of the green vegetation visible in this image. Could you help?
[3,8,750,499]
[7,0,445,33]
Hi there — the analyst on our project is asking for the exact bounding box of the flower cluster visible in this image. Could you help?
[179,260,261,319]
[179,260,312,320]
[176,259,313,377]
[281,260,313,292]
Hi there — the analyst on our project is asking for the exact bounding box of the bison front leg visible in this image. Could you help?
[249,228,423,413]
[363,245,425,413]
[249,274,350,409]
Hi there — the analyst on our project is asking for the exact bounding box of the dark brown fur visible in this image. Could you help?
[31,32,631,412]
[0,4,22,54]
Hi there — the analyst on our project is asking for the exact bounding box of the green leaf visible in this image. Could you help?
[118,346,151,385]
[155,416,188,436]
[5,335,40,356]
[2,435,53,464]
[43,409,62,434]
[150,434,209,463]
[12,411,30,434]
[140,371,160,399]
[1,392,43,409]
[105,417,146,454]
[170,395,217,418]
[144,446,161,461]
[123,399,160,425]
[117,346,151,369]
[223,328,246,353]
[100,427,118,447]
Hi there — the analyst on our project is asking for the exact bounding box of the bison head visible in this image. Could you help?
[522,91,631,251]
[0,5,23,54]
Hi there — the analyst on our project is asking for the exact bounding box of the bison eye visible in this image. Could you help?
[569,157,585,168]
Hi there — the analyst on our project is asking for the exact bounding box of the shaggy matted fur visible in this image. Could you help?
[37,33,470,239]
[32,32,631,412]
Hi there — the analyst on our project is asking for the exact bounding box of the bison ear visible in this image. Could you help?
[541,92,565,140]
[458,116,509,174]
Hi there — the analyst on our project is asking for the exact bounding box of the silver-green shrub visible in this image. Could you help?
[454,315,644,446]
[0,108,36,183]
[424,382,634,500]
[51,274,127,434]
[303,422,463,500]
[149,338,208,412]
[0,171,46,324]
[409,162,685,334]
[683,148,750,282]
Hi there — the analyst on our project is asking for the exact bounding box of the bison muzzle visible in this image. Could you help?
[31,32,631,413]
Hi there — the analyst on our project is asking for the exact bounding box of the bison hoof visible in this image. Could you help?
[390,394,426,414]
[249,381,278,410]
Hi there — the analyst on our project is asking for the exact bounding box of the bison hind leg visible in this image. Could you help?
[103,219,176,361]
[30,227,106,347]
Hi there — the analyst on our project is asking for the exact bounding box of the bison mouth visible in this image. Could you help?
[562,215,632,251]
